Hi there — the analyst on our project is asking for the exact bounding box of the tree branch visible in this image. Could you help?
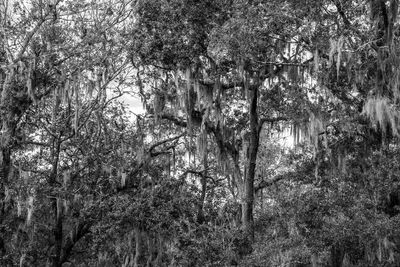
[255,174,288,193]
[149,133,185,154]
[333,0,351,26]
[159,112,240,164]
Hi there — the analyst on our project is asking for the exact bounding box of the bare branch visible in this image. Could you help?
[149,133,185,154]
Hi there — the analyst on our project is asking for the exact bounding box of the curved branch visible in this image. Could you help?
[255,174,288,193]
[149,133,185,154]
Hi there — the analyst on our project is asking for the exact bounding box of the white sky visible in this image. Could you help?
[121,94,144,115]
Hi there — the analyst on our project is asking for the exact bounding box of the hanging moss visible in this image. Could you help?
[293,123,297,146]
[336,35,344,79]
[174,71,180,91]
[197,128,207,160]
[26,196,34,226]
[52,87,60,125]
[74,84,80,136]
[63,199,69,215]
[194,79,200,108]
[314,48,319,75]
[26,65,36,104]
[328,38,337,68]
[63,79,70,105]
[17,197,22,217]
[56,197,62,220]
[185,68,191,93]
[363,96,400,136]
[121,170,127,187]
[183,68,199,136]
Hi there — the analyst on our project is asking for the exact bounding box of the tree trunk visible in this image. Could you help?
[330,244,344,267]
[154,234,163,266]
[49,138,63,267]
[242,86,259,241]
[51,206,63,267]
[197,151,207,224]
[371,0,399,96]
[134,227,146,267]
[0,68,16,265]
[60,220,92,265]
[0,147,11,261]
[146,233,163,267]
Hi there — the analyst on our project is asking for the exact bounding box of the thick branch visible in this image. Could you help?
[149,133,185,154]
[255,174,287,193]
[160,112,239,158]
[150,143,179,157]
[159,113,188,128]
[180,169,214,181]
[334,0,351,26]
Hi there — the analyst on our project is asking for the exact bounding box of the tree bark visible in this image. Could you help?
[330,244,344,267]
[242,86,259,241]
[154,234,163,266]
[146,233,163,267]
[371,0,399,96]
[0,147,11,261]
[49,137,63,267]
[197,151,208,224]
[0,68,17,265]
[134,227,146,267]
[60,220,92,265]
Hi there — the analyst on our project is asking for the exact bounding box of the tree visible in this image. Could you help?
[129,0,316,241]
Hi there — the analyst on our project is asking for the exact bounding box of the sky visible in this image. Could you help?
[121,94,144,115]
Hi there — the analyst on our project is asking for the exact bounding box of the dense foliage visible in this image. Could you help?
[2,0,400,266]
